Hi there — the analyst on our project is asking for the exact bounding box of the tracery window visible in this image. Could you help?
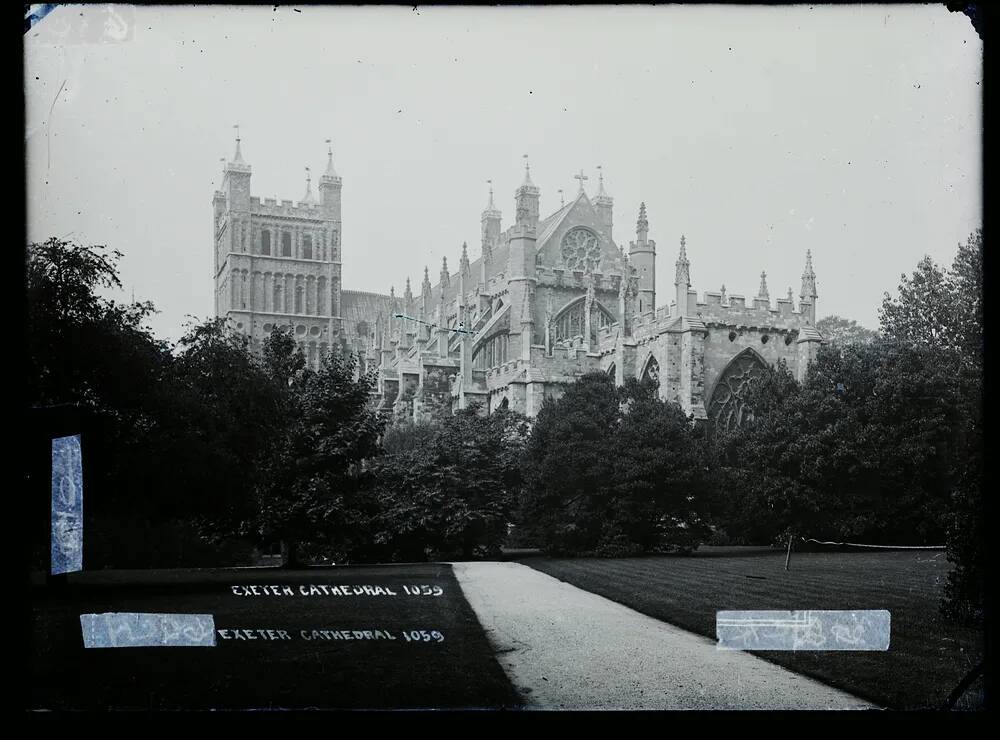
[261,230,271,255]
[641,355,659,384]
[472,332,510,370]
[303,234,313,260]
[560,227,601,272]
[707,348,769,432]
[552,298,615,345]
[282,231,292,257]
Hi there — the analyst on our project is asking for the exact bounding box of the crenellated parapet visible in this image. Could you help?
[250,197,327,221]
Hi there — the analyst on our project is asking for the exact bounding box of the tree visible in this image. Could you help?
[26,239,185,566]
[162,318,290,524]
[816,315,880,346]
[713,342,969,546]
[879,229,983,365]
[369,405,529,561]
[878,230,983,622]
[252,348,385,567]
[521,372,710,556]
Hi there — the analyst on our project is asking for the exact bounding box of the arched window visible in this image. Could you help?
[607,363,616,380]
[282,231,292,257]
[472,332,510,371]
[303,234,313,260]
[641,355,659,384]
[552,297,615,345]
[295,286,304,314]
[707,348,770,432]
[261,230,271,255]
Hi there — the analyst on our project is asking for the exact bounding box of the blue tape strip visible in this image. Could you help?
[716,610,890,651]
[51,434,83,575]
[80,613,217,648]
[25,4,59,33]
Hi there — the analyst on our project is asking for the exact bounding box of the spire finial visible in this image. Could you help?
[596,165,608,196]
[232,123,245,163]
[302,166,316,203]
[522,154,534,186]
[487,179,495,208]
[574,169,589,193]
[440,256,451,290]
[675,234,691,289]
[721,284,727,302]
[800,249,818,301]
[322,138,339,179]
[758,270,769,299]
[787,286,794,302]
[558,188,564,207]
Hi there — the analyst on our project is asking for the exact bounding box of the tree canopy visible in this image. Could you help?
[522,373,710,556]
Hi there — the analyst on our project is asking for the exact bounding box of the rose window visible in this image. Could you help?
[561,227,601,272]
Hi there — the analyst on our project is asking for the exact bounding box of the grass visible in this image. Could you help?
[519,547,984,711]
[30,564,520,710]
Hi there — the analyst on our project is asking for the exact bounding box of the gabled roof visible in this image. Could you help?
[340,290,393,338]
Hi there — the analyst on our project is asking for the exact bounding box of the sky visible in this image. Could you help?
[25,4,982,343]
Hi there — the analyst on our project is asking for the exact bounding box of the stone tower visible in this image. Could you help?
[213,133,345,368]
[630,202,656,316]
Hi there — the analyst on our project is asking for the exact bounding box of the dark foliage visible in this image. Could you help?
[367,404,529,561]
[521,373,711,556]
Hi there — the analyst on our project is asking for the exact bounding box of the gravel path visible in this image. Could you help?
[452,561,877,710]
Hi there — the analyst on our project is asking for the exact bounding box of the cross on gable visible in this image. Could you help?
[574,170,588,191]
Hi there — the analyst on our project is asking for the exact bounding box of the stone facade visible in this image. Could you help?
[214,137,387,369]
[215,143,824,428]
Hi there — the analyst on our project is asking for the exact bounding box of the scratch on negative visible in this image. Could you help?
[47,78,67,173]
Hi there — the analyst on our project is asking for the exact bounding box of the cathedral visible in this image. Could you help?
[214,137,825,430]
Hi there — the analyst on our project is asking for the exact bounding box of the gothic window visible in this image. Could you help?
[560,227,601,273]
[642,355,659,384]
[261,230,271,255]
[282,231,292,257]
[552,297,615,345]
[472,332,509,370]
[708,348,769,433]
[303,234,313,260]
[607,363,616,379]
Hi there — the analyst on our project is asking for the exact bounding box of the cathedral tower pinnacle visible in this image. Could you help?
[319,138,343,222]
[674,234,691,317]
[799,249,818,323]
[421,266,433,342]
[629,202,656,316]
[481,179,501,285]
[593,165,613,240]
[514,155,540,228]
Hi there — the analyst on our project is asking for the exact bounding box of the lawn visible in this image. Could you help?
[519,547,984,711]
[30,564,520,710]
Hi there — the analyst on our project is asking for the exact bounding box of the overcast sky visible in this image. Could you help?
[25,4,981,342]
